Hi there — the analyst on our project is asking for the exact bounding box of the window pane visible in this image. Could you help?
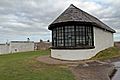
[52,25,94,48]
[75,26,93,47]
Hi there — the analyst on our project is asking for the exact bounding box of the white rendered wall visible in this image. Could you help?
[9,42,34,53]
[0,44,9,54]
[51,27,114,60]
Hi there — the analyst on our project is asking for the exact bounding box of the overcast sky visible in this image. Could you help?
[0,0,120,43]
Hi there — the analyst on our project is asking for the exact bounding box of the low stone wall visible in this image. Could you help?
[114,42,120,48]
[34,42,51,50]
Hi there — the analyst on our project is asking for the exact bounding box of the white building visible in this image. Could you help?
[48,4,115,60]
[0,44,9,54]
[0,41,34,54]
[9,41,34,53]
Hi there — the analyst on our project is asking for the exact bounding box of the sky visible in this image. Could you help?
[0,0,120,43]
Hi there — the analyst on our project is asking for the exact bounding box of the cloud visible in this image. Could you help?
[0,0,119,43]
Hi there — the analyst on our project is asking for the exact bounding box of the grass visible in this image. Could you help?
[91,47,120,60]
[0,50,75,80]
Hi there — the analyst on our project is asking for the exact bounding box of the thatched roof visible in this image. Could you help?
[48,4,115,33]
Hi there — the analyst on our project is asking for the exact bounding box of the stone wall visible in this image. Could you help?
[114,42,120,48]
[34,42,51,50]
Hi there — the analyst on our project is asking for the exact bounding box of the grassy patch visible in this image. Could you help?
[91,47,120,60]
[0,50,75,80]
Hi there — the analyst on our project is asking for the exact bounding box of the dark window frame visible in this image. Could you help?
[52,25,94,49]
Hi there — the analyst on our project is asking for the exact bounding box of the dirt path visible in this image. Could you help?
[36,55,84,65]
[36,55,115,80]
[69,61,114,80]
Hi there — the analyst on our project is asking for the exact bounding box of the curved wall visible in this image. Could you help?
[51,27,114,60]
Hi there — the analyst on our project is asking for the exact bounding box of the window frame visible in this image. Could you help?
[52,25,94,49]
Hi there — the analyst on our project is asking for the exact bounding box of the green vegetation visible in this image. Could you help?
[0,50,75,80]
[91,47,120,60]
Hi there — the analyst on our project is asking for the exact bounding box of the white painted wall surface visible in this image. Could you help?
[10,42,34,53]
[0,42,34,54]
[51,27,114,60]
[0,44,9,54]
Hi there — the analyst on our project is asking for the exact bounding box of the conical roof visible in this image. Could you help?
[48,4,115,33]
